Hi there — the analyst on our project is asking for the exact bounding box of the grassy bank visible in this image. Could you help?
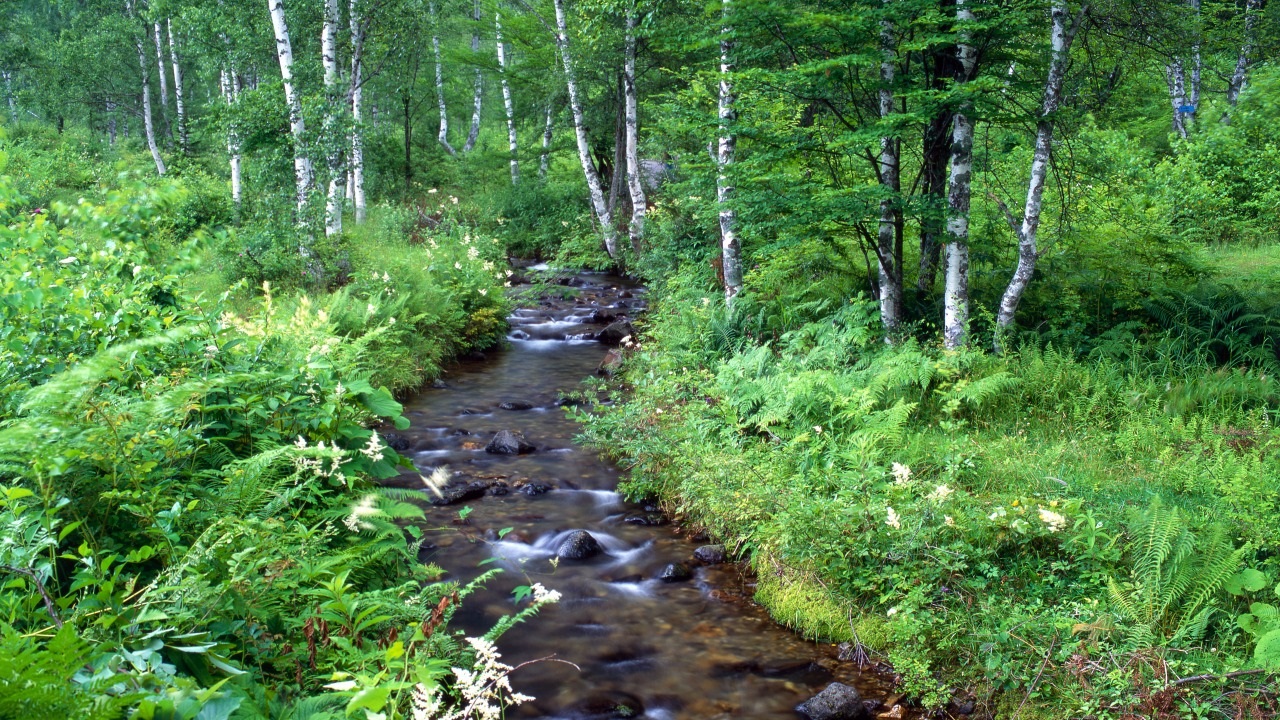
[580,255,1280,718]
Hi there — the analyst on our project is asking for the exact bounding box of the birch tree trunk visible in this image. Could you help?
[1226,0,1261,110]
[495,8,519,184]
[1165,59,1188,139]
[350,0,367,222]
[221,68,243,209]
[106,99,117,144]
[553,0,619,260]
[430,1,455,155]
[877,5,901,336]
[943,0,976,350]
[540,101,554,179]
[128,0,166,176]
[717,0,742,301]
[167,20,189,154]
[994,0,1084,344]
[153,22,172,141]
[464,0,483,153]
[3,71,15,124]
[322,0,345,237]
[269,0,314,213]
[623,7,647,251]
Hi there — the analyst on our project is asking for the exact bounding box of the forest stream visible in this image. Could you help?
[383,270,905,720]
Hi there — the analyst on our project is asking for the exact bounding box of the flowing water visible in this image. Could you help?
[388,272,901,719]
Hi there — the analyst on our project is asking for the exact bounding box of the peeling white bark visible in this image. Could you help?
[995,0,1085,343]
[269,0,314,212]
[322,0,345,237]
[128,0,166,176]
[943,0,976,350]
[221,68,243,207]
[430,1,455,155]
[496,8,519,183]
[153,22,171,139]
[3,71,15,124]
[717,0,742,300]
[624,8,646,251]
[464,0,483,153]
[1226,0,1261,109]
[877,4,900,336]
[540,102,554,179]
[553,0,619,260]
[167,20,188,153]
[351,0,367,222]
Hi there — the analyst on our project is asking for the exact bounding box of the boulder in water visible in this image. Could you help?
[693,544,726,564]
[498,400,535,411]
[429,481,490,506]
[557,530,602,560]
[658,562,692,583]
[598,350,624,377]
[562,691,644,720]
[596,321,636,347]
[796,683,868,720]
[485,430,534,455]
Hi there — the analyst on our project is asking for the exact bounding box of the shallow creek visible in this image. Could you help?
[387,271,902,719]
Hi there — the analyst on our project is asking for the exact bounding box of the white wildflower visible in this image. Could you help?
[295,436,308,448]
[450,196,459,204]
[468,246,480,260]
[421,467,451,498]
[455,261,463,270]
[530,583,562,604]
[926,484,954,503]
[813,425,823,434]
[334,382,346,397]
[886,606,898,617]
[428,187,438,194]
[885,506,901,530]
[478,288,488,296]
[361,431,387,463]
[989,506,1008,521]
[891,462,912,485]
[344,494,380,532]
[59,256,78,265]
[382,272,391,282]
[204,344,219,358]
[1038,508,1067,533]
[944,515,956,527]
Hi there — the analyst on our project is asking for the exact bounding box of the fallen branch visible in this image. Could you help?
[1169,668,1272,688]
[1,564,63,628]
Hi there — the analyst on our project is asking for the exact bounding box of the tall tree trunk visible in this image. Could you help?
[1225,0,1261,111]
[464,0,483,152]
[994,0,1085,346]
[404,91,413,191]
[3,71,15,124]
[269,0,315,212]
[1165,59,1188,139]
[153,22,172,141]
[350,0,367,222]
[540,102,554,179]
[495,7,519,184]
[717,0,742,301]
[1188,0,1200,125]
[623,6,646,251]
[553,0,620,260]
[430,1,456,155]
[918,104,951,294]
[943,0,976,350]
[607,76,627,218]
[221,68,243,210]
[167,20,188,154]
[106,99,118,144]
[322,0,345,237]
[877,4,901,336]
[128,0,166,176]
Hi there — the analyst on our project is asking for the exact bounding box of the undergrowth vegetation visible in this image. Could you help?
[581,245,1280,717]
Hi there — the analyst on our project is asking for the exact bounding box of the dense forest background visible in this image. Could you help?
[1,0,1280,717]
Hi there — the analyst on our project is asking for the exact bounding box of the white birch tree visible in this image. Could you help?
[167,19,188,154]
[943,0,976,349]
[994,1,1086,347]
[152,22,172,140]
[623,4,646,250]
[553,0,620,260]
[717,0,742,300]
[430,1,456,155]
[3,71,15,124]
[877,2,901,336]
[464,0,483,153]
[350,0,367,222]
[1226,0,1262,110]
[268,0,315,213]
[539,102,554,179]
[322,0,346,237]
[495,7,519,183]
[127,0,166,176]
[220,68,243,209]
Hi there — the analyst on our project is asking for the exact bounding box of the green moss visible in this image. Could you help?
[751,552,854,643]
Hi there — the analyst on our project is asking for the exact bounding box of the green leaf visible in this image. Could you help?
[1255,629,1280,670]
[1226,569,1269,595]
[345,687,390,717]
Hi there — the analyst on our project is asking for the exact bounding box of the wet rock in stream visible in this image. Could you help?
[693,544,726,564]
[429,481,490,506]
[658,562,693,583]
[797,682,871,720]
[485,429,534,454]
[561,691,644,720]
[596,320,636,347]
[597,349,624,377]
[498,400,534,411]
[556,530,603,560]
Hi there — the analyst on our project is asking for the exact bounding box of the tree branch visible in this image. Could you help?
[1,565,62,628]
[987,191,1023,240]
